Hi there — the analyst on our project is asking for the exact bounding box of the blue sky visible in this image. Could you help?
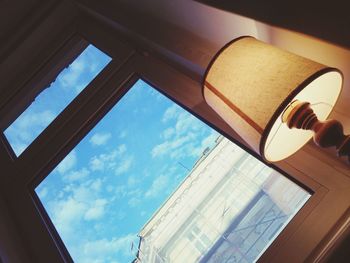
[5,45,219,262]
[4,45,111,156]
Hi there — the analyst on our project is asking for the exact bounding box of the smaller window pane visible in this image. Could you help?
[4,45,111,156]
[194,241,206,254]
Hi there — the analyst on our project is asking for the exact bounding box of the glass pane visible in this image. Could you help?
[36,80,310,263]
[4,45,111,156]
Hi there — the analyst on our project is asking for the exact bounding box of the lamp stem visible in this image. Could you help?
[282,100,350,162]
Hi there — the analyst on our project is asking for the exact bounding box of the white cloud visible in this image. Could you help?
[147,87,164,101]
[90,156,104,171]
[151,133,194,158]
[115,156,134,175]
[72,184,95,202]
[175,112,203,135]
[5,109,56,155]
[89,150,118,171]
[151,142,168,158]
[162,127,175,139]
[57,46,109,95]
[90,178,103,192]
[52,197,86,238]
[15,110,56,135]
[177,132,219,159]
[50,179,109,239]
[89,132,112,146]
[56,150,77,174]
[119,130,128,139]
[58,59,85,89]
[89,146,128,172]
[114,185,127,199]
[82,234,137,260]
[10,143,27,156]
[128,197,141,208]
[145,175,169,198]
[64,168,90,182]
[127,176,140,187]
[201,131,219,149]
[162,104,180,122]
[169,142,196,159]
[111,184,142,202]
[37,187,48,199]
[151,106,212,160]
[127,187,142,207]
[88,62,99,74]
[74,84,85,94]
[84,199,108,221]
[126,189,141,198]
[117,144,127,155]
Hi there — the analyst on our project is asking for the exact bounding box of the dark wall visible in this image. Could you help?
[196,1,350,50]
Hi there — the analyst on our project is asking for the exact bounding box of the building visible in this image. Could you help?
[0,1,349,262]
[135,136,309,262]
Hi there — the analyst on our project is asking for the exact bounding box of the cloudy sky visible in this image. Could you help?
[4,45,112,156]
[4,45,219,262]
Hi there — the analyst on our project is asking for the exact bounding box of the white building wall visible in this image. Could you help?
[137,137,310,263]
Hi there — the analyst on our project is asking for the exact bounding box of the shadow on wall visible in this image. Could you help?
[195,0,350,50]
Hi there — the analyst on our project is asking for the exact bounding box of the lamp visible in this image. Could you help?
[203,36,350,162]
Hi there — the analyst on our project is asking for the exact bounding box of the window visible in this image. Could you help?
[35,80,220,262]
[187,225,212,254]
[35,80,310,262]
[4,45,111,156]
[1,3,349,263]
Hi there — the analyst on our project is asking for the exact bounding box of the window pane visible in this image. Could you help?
[4,45,111,156]
[36,80,310,263]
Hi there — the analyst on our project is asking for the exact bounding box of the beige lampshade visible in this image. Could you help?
[203,36,343,162]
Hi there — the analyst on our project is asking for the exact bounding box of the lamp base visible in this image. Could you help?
[282,100,350,163]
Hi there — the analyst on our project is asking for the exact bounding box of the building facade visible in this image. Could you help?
[135,137,309,262]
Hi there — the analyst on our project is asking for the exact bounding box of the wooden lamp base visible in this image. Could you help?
[282,100,350,162]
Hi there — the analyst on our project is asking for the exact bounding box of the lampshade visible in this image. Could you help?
[203,36,343,162]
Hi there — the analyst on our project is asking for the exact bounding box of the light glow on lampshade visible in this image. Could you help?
[264,71,342,161]
[203,36,343,162]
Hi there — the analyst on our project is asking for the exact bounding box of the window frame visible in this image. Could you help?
[0,2,349,263]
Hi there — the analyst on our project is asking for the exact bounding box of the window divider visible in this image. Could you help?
[0,35,87,132]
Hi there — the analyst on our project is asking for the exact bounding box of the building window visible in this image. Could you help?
[187,225,212,254]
